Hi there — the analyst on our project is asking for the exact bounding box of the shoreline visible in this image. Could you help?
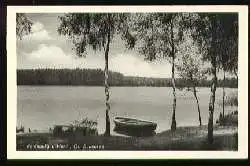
[17,85,238,89]
[16,124,238,151]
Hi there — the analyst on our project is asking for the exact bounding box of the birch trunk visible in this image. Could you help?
[170,19,177,132]
[208,63,217,144]
[104,28,111,136]
[234,68,238,86]
[208,17,217,144]
[193,86,202,126]
[222,70,226,117]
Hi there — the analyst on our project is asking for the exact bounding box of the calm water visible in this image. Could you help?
[17,86,237,135]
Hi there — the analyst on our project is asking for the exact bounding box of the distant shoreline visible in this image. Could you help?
[17,85,238,89]
[17,69,238,88]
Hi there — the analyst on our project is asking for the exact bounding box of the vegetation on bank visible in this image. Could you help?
[216,92,238,126]
[17,69,238,88]
[16,125,238,151]
[219,92,238,107]
[216,111,238,126]
[52,118,98,137]
[17,110,238,151]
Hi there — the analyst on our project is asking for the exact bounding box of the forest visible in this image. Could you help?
[17,68,237,88]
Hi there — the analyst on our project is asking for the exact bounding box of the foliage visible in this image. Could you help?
[124,13,159,61]
[187,13,238,67]
[16,13,33,40]
[58,13,129,57]
[216,14,238,74]
[176,30,207,87]
[125,13,185,61]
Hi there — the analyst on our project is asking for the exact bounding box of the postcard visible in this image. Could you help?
[7,5,248,159]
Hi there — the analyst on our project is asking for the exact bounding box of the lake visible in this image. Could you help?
[17,86,237,135]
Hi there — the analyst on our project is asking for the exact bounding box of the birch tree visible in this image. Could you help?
[191,13,238,143]
[176,30,206,126]
[217,15,238,118]
[125,13,185,132]
[58,13,129,136]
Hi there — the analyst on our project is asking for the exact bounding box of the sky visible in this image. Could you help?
[17,13,174,78]
[17,13,232,79]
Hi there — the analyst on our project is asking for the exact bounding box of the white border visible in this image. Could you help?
[7,5,248,159]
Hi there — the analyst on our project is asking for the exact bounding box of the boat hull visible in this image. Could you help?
[113,117,157,135]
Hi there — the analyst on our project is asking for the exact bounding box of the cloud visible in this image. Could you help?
[32,21,44,32]
[23,21,52,41]
[19,45,171,78]
[22,44,79,68]
[27,44,70,62]
[110,54,171,78]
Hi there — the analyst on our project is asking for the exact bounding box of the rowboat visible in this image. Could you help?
[114,117,157,132]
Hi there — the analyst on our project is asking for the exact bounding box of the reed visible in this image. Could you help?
[219,92,238,107]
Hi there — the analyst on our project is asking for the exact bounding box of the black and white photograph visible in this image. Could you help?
[7,6,248,159]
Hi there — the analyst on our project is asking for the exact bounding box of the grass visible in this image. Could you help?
[16,133,51,150]
[16,125,238,151]
[137,125,237,150]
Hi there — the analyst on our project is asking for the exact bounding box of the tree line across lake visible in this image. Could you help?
[17,68,237,88]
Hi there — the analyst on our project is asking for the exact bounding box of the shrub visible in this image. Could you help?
[219,92,238,107]
[216,111,238,126]
[69,118,98,136]
[52,118,98,137]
